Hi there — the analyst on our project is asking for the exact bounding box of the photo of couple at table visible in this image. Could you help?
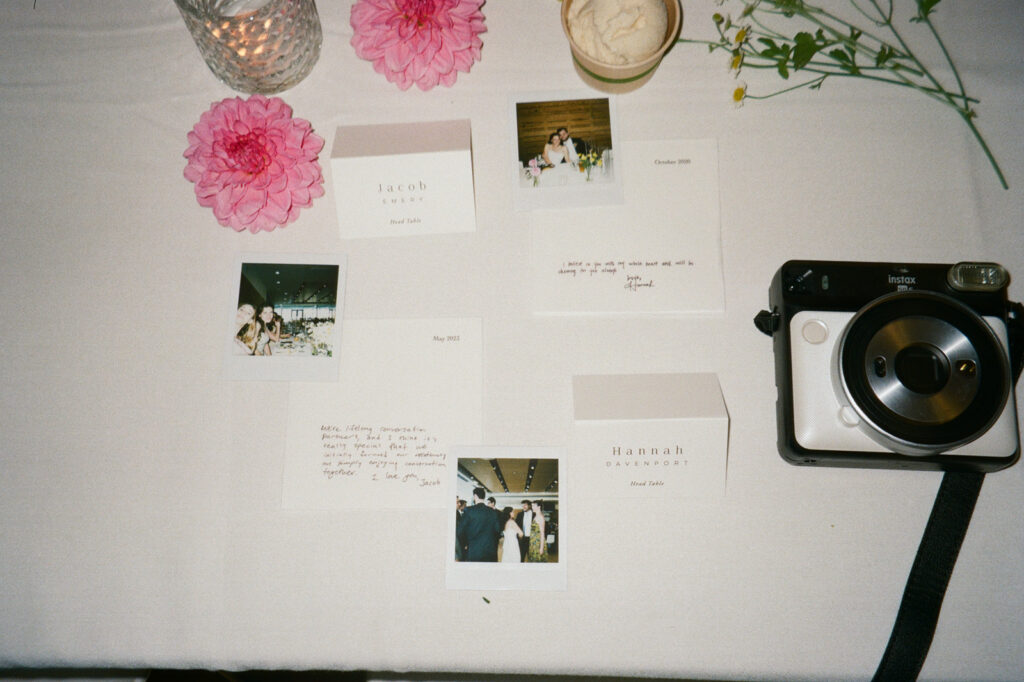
[232,261,340,358]
[454,457,559,564]
[515,96,615,191]
[541,127,591,167]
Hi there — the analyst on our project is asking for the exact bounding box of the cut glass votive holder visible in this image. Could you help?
[174,0,322,94]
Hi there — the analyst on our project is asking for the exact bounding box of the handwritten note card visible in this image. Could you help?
[282,319,482,509]
[318,424,445,487]
[556,258,697,290]
[531,139,724,315]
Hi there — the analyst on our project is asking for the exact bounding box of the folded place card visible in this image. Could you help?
[571,373,729,499]
[331,119,476,239]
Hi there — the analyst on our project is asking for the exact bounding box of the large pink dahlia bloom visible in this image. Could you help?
[350,0,487,91]
[183,95,325,233]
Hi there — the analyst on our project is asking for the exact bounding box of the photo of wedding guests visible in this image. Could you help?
[233,262,340,358]
[454,457,559,564]
[515,96,614,189]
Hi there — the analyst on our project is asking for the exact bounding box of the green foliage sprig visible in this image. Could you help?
[683,0,1007,188]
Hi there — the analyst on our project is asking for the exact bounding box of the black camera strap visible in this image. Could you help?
[756,294,1023,680]
[871,470,984,682]
[874,301,1024,679]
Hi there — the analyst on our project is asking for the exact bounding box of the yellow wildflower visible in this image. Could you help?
[733,82,747,106]
[730,51,743,73]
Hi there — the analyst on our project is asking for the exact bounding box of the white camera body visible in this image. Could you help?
[789,309,1019,462]
[757,261,1023,472]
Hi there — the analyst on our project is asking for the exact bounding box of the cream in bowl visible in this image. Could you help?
[567,0,668,65]
[561,0,682,93]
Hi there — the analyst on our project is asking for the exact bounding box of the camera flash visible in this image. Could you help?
[948,262,1008,292]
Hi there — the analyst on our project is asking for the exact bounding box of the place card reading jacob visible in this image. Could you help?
[571,373,729,499]
[331,119,476,239]
[282,319,482,509]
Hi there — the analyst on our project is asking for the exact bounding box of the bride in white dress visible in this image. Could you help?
[542,131,571,167]
[501,507,523,563]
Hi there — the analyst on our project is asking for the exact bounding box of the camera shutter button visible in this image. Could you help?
[801,319,829,344]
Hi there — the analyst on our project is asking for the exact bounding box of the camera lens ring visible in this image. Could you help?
[864,316,979,424]
[837,291,1010,453]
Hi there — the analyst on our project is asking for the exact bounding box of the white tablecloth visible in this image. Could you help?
[1,1,1022,679]
[519,155,612,187]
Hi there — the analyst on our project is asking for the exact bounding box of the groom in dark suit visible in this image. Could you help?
[558,127,588,163]
[457,487,501,562]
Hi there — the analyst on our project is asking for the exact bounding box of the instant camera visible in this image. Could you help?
[755,260,1024,471]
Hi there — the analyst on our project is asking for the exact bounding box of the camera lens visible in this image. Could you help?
[894,343,949,394]
[837,291,1010,454]
[861,316,976,425]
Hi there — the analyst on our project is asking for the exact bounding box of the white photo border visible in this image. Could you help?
[510,90,624,212]
[446,445,567,591]
[224,252,347,382]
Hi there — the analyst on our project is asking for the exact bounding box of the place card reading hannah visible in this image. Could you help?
[331,119,476,240]
[571,373,729,499]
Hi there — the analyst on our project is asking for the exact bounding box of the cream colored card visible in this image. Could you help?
[282,318,482,509]
[531,139,724,315]
[331,119,476,240]
[571,373,729,499]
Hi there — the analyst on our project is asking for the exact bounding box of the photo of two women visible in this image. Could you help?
[454,458,559,564]
[233,262,340,357]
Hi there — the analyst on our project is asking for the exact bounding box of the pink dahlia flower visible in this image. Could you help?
[350,0,487,91]
[183,95,325,233]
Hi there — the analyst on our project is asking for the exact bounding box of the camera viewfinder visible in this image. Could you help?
[948,262,1008,292]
